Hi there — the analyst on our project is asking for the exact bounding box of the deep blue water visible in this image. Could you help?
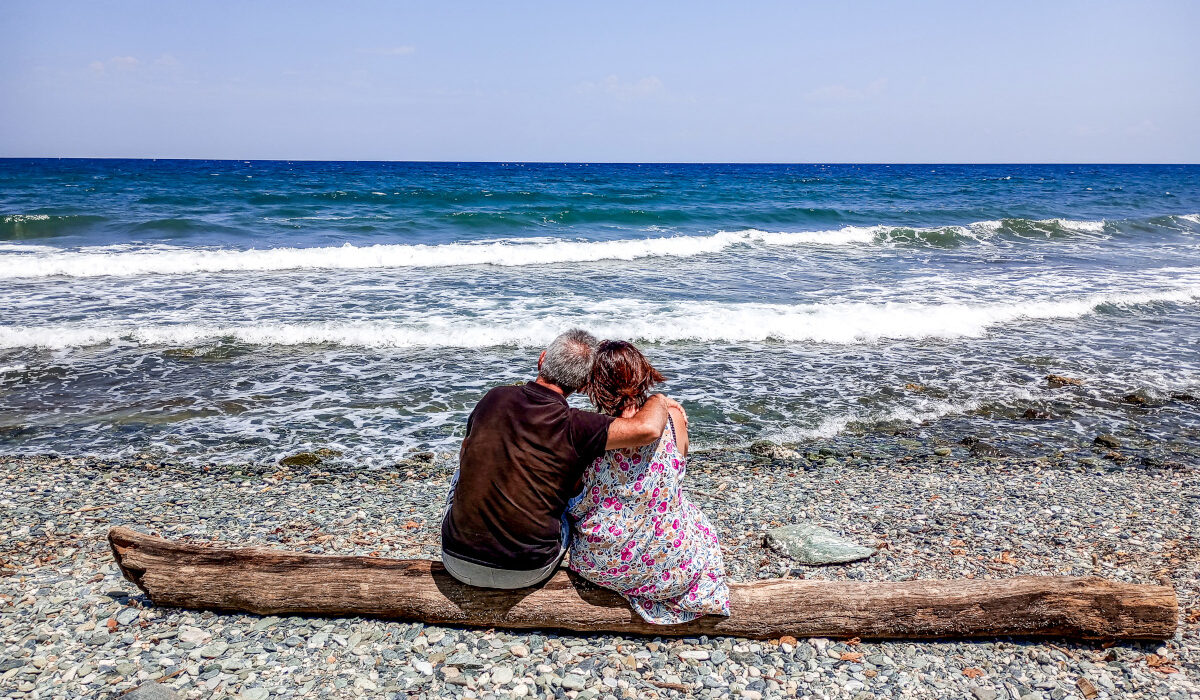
[1,160,1198,464]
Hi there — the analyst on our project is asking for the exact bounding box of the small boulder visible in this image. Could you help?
[279,452,321,467]
[1023,408,1053,421]
[959,436,1006,457]
[1046,374,1083,388]
[1123,393,1149,405]
[1171,392,1197,402]
[279,448,340,467]
[749,440,798,460]
[1094,434,1121,449]
[764,524,875,565]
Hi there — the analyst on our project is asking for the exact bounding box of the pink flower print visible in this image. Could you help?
[618,564,630,573]
[602,496,621,509]
[656,501,668,514]
[631,454,641,464]
[672,518,680,529]
[660,571,670,582]
[673,538,682,548]
[651,487,660,499]
[641,554,655,565]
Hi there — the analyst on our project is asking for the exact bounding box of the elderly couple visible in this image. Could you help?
[440,330,730,624]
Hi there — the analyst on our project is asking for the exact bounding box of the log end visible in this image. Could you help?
[108,526,152,596]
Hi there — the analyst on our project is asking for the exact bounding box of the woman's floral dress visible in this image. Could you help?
[567,417,731,624]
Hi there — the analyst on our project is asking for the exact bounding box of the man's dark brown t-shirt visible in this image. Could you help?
[441,382,614,570]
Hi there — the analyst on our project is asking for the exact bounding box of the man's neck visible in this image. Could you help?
[533,377,568,397]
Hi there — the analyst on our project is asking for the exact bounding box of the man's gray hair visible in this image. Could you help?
[540,329,600,394]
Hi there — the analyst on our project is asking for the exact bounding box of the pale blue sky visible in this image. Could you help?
[2,1,1197,162]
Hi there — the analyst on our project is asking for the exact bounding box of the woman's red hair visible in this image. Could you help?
[586,340,666,416]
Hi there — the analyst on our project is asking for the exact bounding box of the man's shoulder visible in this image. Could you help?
[479,382,523,399]
[473,383,528,412]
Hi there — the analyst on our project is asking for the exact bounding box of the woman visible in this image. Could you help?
[567,340,730,624]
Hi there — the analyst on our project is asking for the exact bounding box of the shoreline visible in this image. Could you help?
[0,437,1196,699]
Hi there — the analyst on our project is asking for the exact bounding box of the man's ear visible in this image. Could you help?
[538,350,546,373]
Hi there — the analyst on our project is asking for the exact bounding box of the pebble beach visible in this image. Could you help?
[1,432,1196,699]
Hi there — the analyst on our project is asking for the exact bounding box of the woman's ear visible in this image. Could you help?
[538,350,546,372]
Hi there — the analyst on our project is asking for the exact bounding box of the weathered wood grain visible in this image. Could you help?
[108,526,1177,640]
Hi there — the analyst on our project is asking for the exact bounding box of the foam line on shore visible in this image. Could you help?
[3,286,1196,350]
[770,395,991,442]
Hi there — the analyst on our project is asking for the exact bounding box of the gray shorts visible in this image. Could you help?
[440,468,570,590]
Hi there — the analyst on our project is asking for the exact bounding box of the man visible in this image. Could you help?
[440,328,682,589]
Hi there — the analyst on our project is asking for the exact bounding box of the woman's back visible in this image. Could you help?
[568,417,729,624]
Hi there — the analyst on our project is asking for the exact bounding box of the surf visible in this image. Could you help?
[4,286,1196,350]
[1,214,1191,279]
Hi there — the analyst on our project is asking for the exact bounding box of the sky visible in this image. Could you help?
[1,1,1198,162]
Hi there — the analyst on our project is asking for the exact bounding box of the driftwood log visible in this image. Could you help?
[108,527,1177,641]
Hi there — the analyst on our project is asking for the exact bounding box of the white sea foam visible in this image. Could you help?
[0,217,1119,279]
[770,396,986,442]
[1179,214,1200,224]
[3,286,1196,350]
[0,243,60,253]
[1050,218,1107,233]
[1,214,51,223]
[741,226,880,246]
[0,233,736,279]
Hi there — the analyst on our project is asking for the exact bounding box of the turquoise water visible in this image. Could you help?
[1,160,1199,463]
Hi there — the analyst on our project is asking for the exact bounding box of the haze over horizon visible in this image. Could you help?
[2,1,1198,163]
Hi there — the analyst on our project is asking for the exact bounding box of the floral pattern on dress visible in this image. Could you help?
[567,417,731,624]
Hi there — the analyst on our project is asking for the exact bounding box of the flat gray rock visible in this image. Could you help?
[123,683,180,700]
[764,524,875,565]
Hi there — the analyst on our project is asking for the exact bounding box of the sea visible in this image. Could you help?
[1,160,1198,466]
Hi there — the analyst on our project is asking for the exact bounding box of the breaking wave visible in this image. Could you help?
[4,286,1196,350]
[0,214,1193,279]
[0,214,109,241]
